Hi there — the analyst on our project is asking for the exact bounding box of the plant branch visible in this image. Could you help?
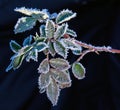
[72,39,120,54]
[76,49,95,62]
[67,39,120,62]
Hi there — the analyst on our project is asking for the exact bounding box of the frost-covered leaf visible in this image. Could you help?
[45,20,55,38]
[42,9,49,15]
[33,33,40,41]
[10,40,21,53]
[38,58,50,74]
[40,25,46,37]
[32,13,49,21]
[61,38,82,51]
[72,62,86,79]
[50,58,70,71]
[46,77,60,106]
[37,37,46,43]
[19,46,33,55]
[14,7,49,20]
[15,7,44,16]
[12,54,25,70]
[48,41,56,57]
[54,23,68,39]
[23,35,32,46]
[14,17,36,34]
[33,33,46,43]
[50,69,71,84]
[38,73,50,90]
[39,88,46,94]
[6,61,13,72]
[58,71,71,89]
[50,13,57,19]
[53,41,68,59]
[26,49,38,62]
[35,42,48,52]
[72,49,81,55]
[66,29,77,37]
[56,9,76,24]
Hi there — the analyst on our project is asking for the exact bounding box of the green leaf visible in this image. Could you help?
[56,9,76,24]
[14,17,36,34]
[40,25,46,37]
[33,33,46,43]
[61,38,82,51]
[46,77,60,106]
[10,40,21,53]
[54,23,68,39]
[12,54,25,70]
[14,7,49,20]
[26,49,38,62]
[38,73,50,90]
[23,35,32,46]
[72,49,81,55]
[38,58,50,74]
[50,13,57,19]
[35,42,48,52]
[72,62,86,79]
[50,58,70,71]
[66,29,77,37]
[20,46,33,55]
[6,61,13,72]
[53,41,68,59]
[50,69,71,84]
[48,41,56,57]
[37,37,46,43]
[45,20,55,38]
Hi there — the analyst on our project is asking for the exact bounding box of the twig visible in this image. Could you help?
[76,49,95,62]
[46,53,49,60]
[64,38,120,62]
[73,39,120,54]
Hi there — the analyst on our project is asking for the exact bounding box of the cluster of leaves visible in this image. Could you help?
[6,7,86,106]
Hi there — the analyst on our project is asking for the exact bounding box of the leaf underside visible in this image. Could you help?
[38,58,50,74]
[46,77,60,106]
[50,58,70,71]
[38,73,50,89]
[50,68,71,84]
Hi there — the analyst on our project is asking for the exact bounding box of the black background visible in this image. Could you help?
[0,0,120,110]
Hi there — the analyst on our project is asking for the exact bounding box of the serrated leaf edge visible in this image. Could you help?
[56,9,77,24]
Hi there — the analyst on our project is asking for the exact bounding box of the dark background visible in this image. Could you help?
[0,0,120,110]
